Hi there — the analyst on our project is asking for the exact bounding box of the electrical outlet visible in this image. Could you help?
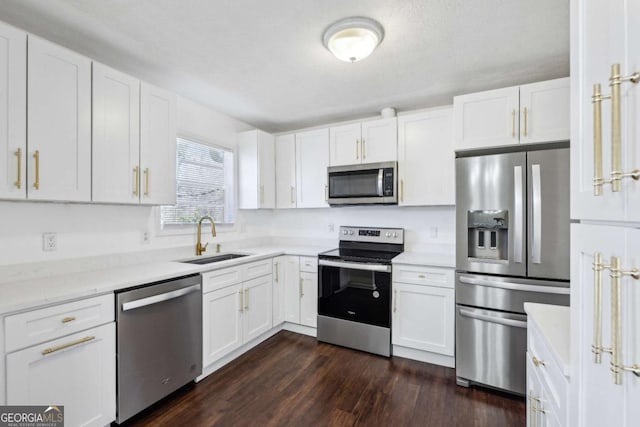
[42,232,57,252]
[142,231,150,244]
[328,223,335,233]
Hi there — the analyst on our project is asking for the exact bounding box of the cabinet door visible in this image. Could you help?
[283,256,301,324]
[92,63,140,204]
[624,2,640,223]
[526,354,544,427]
[6,323,116,427]
[329,122,361,166]
[258,131,275,208]
[300,271,318,328]
[243,275,273,342]
[272,257,285,326]
[391,282,454,355]
[203,284,243,366]
[361,117,397,163]
[570,223,625,427]
[519,78,570,144]
[623,228,640,427]
[0,22,26,200]
[27,35,91,202]
[397,108,454,206]
[238,130,259,209]
[453,86,519,150]
[275,134,297,208]
[570,0,626,221]
[295,128,329,208]
[140,82,176,205]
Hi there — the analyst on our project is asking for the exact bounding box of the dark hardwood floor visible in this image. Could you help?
[124,331,525,427]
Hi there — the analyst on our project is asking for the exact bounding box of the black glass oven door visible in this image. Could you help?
[318,264,391,328]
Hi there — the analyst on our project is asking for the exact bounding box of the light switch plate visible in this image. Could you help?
[42,232,57,252]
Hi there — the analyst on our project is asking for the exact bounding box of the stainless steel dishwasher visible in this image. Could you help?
[115,274,202,424]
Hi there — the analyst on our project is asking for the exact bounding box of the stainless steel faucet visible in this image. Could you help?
[196,215,216,256]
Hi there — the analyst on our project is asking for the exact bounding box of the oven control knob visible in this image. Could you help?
[343,230,348,235]
[349,230,354,235]
[385,232,391,237]
[393,232,398,238]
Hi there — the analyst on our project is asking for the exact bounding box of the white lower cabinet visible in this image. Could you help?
[392,264,455,364]
[299,271,318,328]
[202,261,273,367]
[5,300,116,427]
[274,255,317,328]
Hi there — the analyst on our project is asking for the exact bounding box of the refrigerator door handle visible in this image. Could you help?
[458,275,570,295]
[531,164,542,264]
[513,166,524,263]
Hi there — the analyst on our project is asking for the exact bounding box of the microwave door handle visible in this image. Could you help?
[377,169,384,196]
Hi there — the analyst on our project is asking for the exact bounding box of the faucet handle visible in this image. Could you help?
[202,242,209,251]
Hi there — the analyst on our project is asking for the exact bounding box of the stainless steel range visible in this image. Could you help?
[317,226,404,357]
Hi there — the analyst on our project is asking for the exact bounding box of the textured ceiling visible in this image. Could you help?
[0,0,569,132]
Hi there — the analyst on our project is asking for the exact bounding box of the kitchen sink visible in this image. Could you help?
[181,253,249,265]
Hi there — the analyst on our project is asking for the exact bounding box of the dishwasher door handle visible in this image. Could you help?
[122,284,201,312]
[459,308,527,329]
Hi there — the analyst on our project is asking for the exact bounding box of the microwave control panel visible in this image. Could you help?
[383,168,394,196]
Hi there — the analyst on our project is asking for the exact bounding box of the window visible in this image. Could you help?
[160,137,235,228]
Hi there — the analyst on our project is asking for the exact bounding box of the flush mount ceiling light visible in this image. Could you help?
[322,17,384,63]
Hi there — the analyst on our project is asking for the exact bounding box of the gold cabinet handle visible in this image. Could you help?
[393,289,397,313]
[61,316,76,324]
[238,290,244,312]
[133,166,140,196]
[42,336,95,355]
[592,84,606,196]
[33,150,40,190]
[356,139,360,160]
[400,179,404,203]
[362,138,366,159]
[523,107,528,137]
[532,356,546,367]
[418,274,426,279]
[244,288,249,310]
[143,168,150,196]
[299,278,304,298]
[14,148,22,189]
[260,185,264,205]
[610,256,623,385]
[274,262,279,282]
[592,252,604,364]
[511,109,516,138]
[290,186,295,204]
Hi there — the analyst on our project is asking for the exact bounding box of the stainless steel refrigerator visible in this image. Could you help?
[455,146,570,395]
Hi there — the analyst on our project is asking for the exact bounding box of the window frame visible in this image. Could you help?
[155,134,238,236]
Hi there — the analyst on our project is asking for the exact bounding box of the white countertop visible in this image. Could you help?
[524,302,570,377]
[392,251,455,268]
[0,244,333,316]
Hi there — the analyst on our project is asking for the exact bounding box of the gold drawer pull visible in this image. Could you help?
[532,356,546,367]
[418,274,426,279]
[33,150,40,190]
[14,148,22,189]
[41,336,95,355]
[144,167,150,196]
[61,316,76,323]
[133,166,140,196]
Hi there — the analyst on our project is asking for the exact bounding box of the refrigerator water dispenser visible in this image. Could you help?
[467,210,509,261]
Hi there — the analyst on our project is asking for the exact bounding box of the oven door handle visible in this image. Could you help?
[458,275,569,295]
[319,259,391,273]
[121,284,201,312]
[459,308,527,329]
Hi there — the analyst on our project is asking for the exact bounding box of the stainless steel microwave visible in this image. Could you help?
[327,161,397,206]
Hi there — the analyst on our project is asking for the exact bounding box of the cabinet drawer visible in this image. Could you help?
[299,257,317,273]
[243,259,272,281]
[393,264,454,288]
[5,294,114,353]
[528,323,568,422]
[202,266,242,293]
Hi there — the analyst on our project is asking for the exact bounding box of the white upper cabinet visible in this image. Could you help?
[329,123,361,166]
[295,128,329,208]
[519,78,570,144]
[454,78,569,151]
[397,107,454,206]
[139,82,176,205]
[238,129,275,209]
[360,117,397,163]
[275,134,296,209]
[454,86,519,150]
[329,118,397,166]
[0,22,26,200]
[27,35,91,202]
[92,63,140,204]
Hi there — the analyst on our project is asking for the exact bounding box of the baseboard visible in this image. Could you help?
[282,322,317,337]
[392,345,455,368]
